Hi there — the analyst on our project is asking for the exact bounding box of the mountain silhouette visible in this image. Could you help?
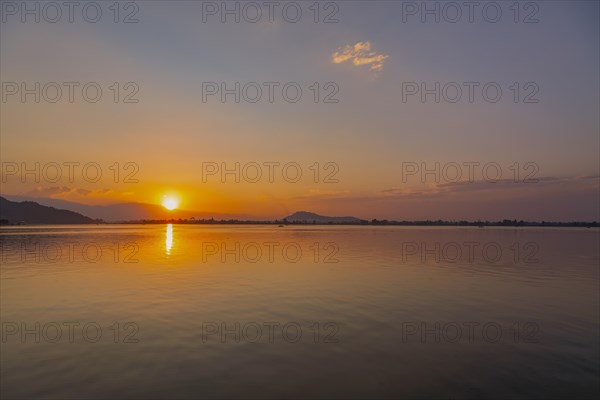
[0,197,96,224]
[283,211,363,224]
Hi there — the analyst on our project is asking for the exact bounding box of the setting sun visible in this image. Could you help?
[162,196,180,211]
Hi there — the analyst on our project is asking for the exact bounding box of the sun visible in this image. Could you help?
[162,196,180,211]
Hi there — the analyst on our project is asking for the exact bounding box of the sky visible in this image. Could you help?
[1,0,599,221]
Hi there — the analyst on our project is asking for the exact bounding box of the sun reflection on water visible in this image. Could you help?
[166,224,173,255]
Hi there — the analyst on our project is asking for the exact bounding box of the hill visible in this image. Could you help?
[283,211,364,224]
[0,197,96,224]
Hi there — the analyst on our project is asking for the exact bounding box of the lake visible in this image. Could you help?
[1,225,598,399]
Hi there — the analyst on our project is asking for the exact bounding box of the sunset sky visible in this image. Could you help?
[1,1,598,221]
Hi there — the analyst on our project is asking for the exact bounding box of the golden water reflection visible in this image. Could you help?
[165,224,173,254]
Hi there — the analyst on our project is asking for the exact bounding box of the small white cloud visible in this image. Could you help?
[332,41,388,72]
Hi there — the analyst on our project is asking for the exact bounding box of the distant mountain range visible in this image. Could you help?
[0,196,365,225]
[1,196,248,222]
[283,211,364,224]
[0,197,96,224]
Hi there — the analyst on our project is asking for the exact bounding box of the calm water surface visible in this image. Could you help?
[1,225,598,399]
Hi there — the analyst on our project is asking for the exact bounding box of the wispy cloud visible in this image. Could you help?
[331,41,389,72]
[23,186,114,197]
[380,175,600,198]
